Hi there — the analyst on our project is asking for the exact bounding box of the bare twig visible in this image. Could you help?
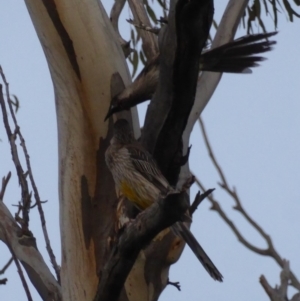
[189,188,215,216]
[0,67,60,283]
[196,117,300,290]
[0,172,11,201]
[0,257,13,275]
[167,279,181,291]
[30,199,48,209]
[0,278,7,285]
[127,18,160,34]
[0,79,31,230]
[193,176,269,255]
[260,261,299,301]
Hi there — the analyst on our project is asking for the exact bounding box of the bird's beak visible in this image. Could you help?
[104,104,119,121]
[104,107,112,121]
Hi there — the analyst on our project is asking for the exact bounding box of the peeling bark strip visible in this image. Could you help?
[154,0,214,185]
[41,0,81,79]
[94,192,189,301]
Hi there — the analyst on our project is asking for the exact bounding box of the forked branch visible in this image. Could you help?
[195,117,300,291]
[94,191,189,301]
[260,261,300,301]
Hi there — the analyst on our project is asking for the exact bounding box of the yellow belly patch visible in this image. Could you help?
[120,181,152,210]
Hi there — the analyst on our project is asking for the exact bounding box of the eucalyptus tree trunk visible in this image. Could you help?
[24,1,135,300]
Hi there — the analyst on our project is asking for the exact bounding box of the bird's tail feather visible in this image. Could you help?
[172,222,223,282]
[200,31,277,73]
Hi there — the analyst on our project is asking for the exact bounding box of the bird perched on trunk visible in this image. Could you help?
[105,31,277,121]
[105,119,223,281]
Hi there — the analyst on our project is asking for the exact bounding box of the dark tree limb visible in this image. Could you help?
[0,256,13,285]
[189,188,215,216]
[0,80,31,232]
[167,279,181,291]
[93,192,189,301]
[143,0,214,185]
[0,257,13,275]
[0,172,11,202]
[141,0,177,152]
[0,278,7,285]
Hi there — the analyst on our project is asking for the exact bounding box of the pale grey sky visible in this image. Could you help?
[0,1,299,301]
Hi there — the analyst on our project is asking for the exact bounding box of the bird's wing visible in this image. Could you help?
[126,144,171,195]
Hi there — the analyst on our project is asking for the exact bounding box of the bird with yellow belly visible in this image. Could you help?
[105,119,223,281]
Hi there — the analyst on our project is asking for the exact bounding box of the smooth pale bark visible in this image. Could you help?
[24,1,134,300]
[24,0,178,300]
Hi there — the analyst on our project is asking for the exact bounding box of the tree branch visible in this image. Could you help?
[260,261,300,301]
[6,236,33,301]
[0,257,13,275]
[0,68,60,283]
[141,0,177,152]
[143,0,214,186]
[186,0,250,127]
[189,188,215,216]
[0,278,7,285]
[0,79,31,231]
[0,172,11,202]
[0,200,61,300]
[94,192,189,301]
[0,256,13,285]
[196,117,300,291]
[182,0,251,186]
